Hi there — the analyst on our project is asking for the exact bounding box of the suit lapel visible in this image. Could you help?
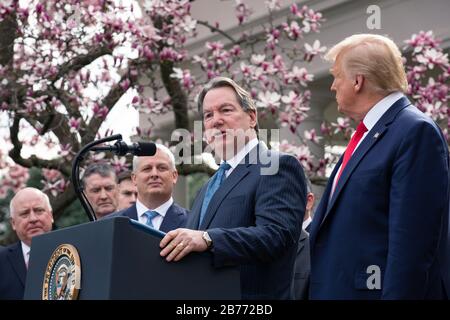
[320,97,412,228]
[297,229,308,253]
[198,143,266,229]
[160,204,181,232]
[186,185,208,229]
[199,163,250,229]
[7,242,26,286]
[124,204,138,220]
[309,157,340,246]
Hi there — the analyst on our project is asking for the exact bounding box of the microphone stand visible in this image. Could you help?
[71,134,123,222]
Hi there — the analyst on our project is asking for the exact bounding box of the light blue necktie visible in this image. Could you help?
[198,162,231,228]
[144,210,159,228]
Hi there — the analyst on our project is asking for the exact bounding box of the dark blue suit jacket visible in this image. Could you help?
[186,143,306,299]
[0,242,27,300]
[111,202,188,233]
[292,229,310,299]
[309,97,450,299]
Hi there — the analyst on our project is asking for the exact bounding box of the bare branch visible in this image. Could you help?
[50,185,77,220]
[8,115,70,175]
[51,46,112,82]
[197,20,238,45]
[0,10,18,66]
[176,163,215,176]
[84,73,135,143]
[48,86,84,122]
[160,60,190,131]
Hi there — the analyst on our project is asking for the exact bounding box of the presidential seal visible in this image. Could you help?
[42,244,81,300]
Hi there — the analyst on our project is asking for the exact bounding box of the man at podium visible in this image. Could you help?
[160,77,306,299]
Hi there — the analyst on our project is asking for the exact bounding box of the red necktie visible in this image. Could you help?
[335,121,368,185]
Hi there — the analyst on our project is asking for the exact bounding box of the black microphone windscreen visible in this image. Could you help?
[135,142,156,156]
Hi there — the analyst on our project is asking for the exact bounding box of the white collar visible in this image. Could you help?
[136,197,173,219]
[302,216,312,230]
[21,241,30,255]
[225,138,259,170]
[363,92,404,131]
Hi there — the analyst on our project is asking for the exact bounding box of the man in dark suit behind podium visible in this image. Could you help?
[0,188,54,299]
[112,144,187,232]
[159,77,306,299]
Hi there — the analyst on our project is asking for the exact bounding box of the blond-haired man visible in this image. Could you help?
[309,34,449,299]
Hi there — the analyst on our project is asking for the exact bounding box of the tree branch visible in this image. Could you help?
[0,10,18,66]
[160,60,190,131]
[47,86,84,124]
[84,74,134,144]
[176,163,215,176]
[50,46,112,82]
[8,114,71,176]
[197,20,238,45]
[50,184,77,220]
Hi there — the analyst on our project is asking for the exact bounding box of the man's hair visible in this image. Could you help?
[132,143,176,172]
[325,34,408,95]
[197,76,259,133]
[9,187,52,218]
[117,171,132,184]
[81,163,117,189]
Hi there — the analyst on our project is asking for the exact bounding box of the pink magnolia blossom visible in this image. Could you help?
[170,68,195,90]
[265,0,281,11]
[304,129,322,144]
[68,117,81,134]
[0,165,30,199]
[92,103,109,119]
[235,0,253,25]
[304,40,327,62]
[331,117,352,137]
[110,156,130,173]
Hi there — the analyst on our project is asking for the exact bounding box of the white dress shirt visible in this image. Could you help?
[21,241,30,268]
[136,197,174,230]
[302,216,312,230]
[330,92,404,195]
[225,138,260,178]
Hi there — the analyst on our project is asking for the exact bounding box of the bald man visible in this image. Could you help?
[0,188,54,299]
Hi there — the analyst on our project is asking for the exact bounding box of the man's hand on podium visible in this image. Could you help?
[160,228,208,262]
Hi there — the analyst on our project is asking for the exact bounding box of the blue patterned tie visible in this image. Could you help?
[144,210,159,228]
[198,162,231,227]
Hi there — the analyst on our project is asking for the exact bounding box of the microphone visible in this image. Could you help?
[91,140,157,156]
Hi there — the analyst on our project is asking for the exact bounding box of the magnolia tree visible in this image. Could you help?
[0,0,448,235]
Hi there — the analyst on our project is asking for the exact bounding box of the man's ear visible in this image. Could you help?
[172,170,178,184]
[248,109,257,129]
[10,217,16,231]
[354,74,364,92]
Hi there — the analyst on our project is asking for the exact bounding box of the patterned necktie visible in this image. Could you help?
[198,162,231,227]
[144,210,159,228]
[335,121,368,186]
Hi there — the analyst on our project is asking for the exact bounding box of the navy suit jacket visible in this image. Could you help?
[186,143,306,299]
[0,242,27,300]
[309,97,450,299]
[292,229,310,299]
[111,202,188,233]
